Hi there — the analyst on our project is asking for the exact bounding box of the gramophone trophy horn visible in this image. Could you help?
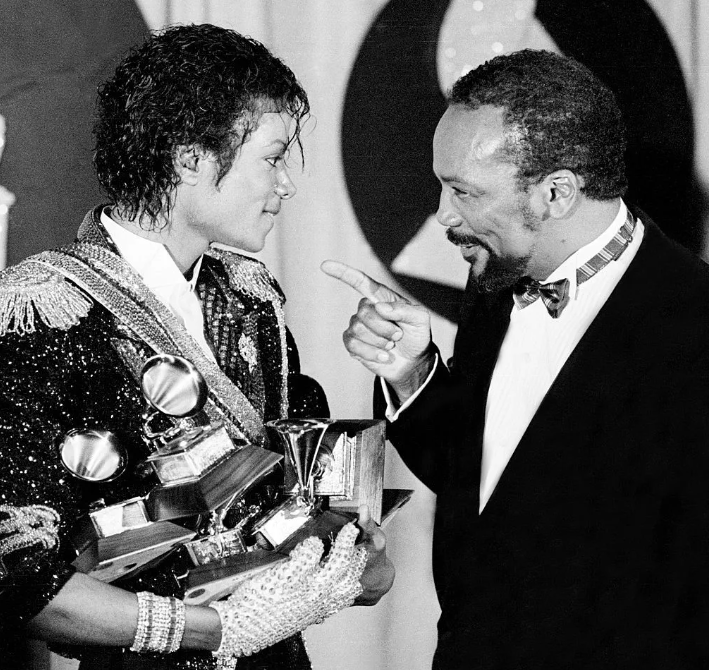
[137,354,280,520]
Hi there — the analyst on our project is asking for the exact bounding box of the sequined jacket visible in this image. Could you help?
[0,206,327,669]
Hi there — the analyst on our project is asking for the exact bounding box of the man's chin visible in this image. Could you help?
[469,258,528,294]
[459,244,491,278]
[473,272,518,294]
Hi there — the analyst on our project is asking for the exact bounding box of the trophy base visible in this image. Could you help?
[251,496,314,549]
[146,445,282,521]
[183,549,288,605]
[72,521,195,583]
[252,496,356,550]
[380,488,414,527]
[276,509,356,553]
[183,509,356,605]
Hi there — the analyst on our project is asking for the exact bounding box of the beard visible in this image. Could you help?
[447,228,530,293]
[446,196,540,293]
[476,250,530,293]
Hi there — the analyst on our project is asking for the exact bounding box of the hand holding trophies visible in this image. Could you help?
[211,521,366,660]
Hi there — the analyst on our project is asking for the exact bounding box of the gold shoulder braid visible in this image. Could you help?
[207,248,289,419]
[0,259,93,336]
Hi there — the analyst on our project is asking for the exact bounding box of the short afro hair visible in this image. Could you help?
[449,49,627,199]
[93,23,309,227]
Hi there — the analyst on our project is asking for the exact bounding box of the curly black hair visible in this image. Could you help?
[93,23,310,227]
[449,49,627,200]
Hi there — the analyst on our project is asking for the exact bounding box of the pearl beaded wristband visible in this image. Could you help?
[130,591,186,654]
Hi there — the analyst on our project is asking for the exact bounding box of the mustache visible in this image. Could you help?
[446,228,492,254]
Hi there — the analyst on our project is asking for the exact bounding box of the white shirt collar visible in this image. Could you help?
[100,208,203,292]
[100,208,216,361]
[544,199,629,296]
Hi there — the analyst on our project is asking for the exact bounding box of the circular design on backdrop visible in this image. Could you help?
[342,0,694,322]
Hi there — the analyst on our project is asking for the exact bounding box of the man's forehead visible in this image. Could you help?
[434,105,507,159]
[432,105,512,185]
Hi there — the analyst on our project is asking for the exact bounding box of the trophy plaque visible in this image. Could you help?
[183,549,289,605]
[315,420,387,523]
[63,357,411,592]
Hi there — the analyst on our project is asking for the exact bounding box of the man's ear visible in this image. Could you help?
[541,170,583,218]
[174,145,207,185]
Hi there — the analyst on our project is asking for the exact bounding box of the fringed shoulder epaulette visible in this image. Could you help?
[0,259,93,336]
[207,248,286,305]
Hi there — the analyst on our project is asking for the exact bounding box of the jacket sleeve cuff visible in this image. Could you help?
[379,353,441,421]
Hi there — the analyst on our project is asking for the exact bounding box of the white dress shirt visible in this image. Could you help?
[100,209,216,361]
[385,200,644,512]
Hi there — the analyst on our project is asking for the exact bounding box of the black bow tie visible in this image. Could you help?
[513,278,571,319]
[512,209,638,319]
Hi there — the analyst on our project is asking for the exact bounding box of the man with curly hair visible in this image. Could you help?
[0,23,393,670]
[325,49,709,668]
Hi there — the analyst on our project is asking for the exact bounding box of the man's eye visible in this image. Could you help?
[266,156,283,168]
[452,186,469,198]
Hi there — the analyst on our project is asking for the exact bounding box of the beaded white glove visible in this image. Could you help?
[210,521,366,661]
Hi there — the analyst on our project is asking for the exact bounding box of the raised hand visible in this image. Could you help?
[321,260,435,401]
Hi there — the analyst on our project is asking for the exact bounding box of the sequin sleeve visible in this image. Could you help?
[0,305,145,628]
[0,325,86,628]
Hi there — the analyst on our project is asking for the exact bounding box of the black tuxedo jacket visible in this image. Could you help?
[381,216,709,669]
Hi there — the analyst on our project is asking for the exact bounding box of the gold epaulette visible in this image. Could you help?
[0,260,93,336]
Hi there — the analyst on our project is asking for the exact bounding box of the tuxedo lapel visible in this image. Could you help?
[452,280,513,504]
[480,218,669,513]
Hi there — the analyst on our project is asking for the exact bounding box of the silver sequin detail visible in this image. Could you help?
[208,248,289,418]
[238,332,258,373]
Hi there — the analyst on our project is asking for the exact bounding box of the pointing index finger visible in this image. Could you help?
[320,260,398,304]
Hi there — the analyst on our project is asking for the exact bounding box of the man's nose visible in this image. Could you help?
[274,167,297,199]
[435,191,462,227]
